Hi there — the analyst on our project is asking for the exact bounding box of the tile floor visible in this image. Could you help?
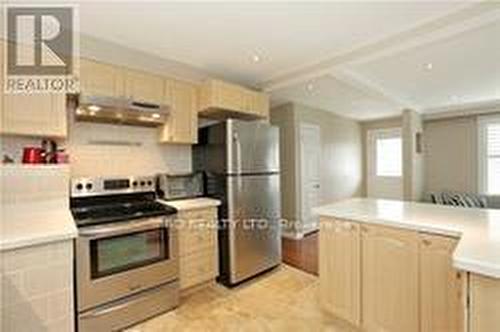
[127,265,352,332]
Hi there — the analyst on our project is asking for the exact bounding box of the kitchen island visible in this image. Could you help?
[314,198,500,332]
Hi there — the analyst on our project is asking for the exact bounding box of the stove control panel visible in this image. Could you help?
[71,176,156,197]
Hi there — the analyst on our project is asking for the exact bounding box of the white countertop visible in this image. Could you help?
[1,203,78,252]
[1,165,77,252]
[158,197,221,211]
[313,198,500,279]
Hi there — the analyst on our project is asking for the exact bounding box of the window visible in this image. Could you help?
[479,116,500,195]
[376,135,402,177]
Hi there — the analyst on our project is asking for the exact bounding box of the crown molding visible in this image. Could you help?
[423,99,500,121]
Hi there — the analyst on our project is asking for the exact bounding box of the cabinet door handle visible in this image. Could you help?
[422,239,432,246]
[361,226,369,233]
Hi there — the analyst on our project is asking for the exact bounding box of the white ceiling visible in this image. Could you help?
[9,0,498,120]
[274,13,500,120]
[74,1,467,83]
[349,19,500,113]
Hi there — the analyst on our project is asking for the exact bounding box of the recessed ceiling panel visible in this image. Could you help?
[350,19,500,112]
[272,75,402,120]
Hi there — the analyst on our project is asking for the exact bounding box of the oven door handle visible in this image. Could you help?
[78,218,168,239]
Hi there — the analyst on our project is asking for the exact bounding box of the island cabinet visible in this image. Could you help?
[420,233,464,332]
[319,217,360,326]
[176,207,218,290]
[469,274,500,332]
[319,218,465,332]
[362,224,420,332]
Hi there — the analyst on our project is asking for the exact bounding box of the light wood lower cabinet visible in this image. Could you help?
[420,233,464,332]
[319,220,466,332]
[362,224,419,332]
[319,217,360,326]
[470,274,500,332]
[177,207,218,290]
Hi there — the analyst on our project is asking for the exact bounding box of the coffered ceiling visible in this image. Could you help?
[267,2,500,120]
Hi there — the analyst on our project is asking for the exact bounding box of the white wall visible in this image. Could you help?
[271,103,363,237]
[424,116,478,194]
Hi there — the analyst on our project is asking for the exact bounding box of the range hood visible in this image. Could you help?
[75,94,169,127]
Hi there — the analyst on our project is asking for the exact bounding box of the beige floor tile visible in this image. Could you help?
[127,265,350,332]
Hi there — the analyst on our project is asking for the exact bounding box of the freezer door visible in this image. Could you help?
[227,120,280,174]
[227,174,282,284]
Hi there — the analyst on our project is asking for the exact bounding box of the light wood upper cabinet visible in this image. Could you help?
[362,224,419,332]
[79,58,125,97]
[198,79,269,119]
[319,217,360,326]
[1,41,67,137]
[252,91,270,118]
[2,94,67,137]
[80,59,164,105]
[420,233,464,332]
[124,69,164,104]
[159,79,198,144]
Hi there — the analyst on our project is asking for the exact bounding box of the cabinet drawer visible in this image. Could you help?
[180,250,218,290]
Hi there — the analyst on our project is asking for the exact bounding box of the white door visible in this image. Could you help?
[367,128,403,199]
[300,123,321,235]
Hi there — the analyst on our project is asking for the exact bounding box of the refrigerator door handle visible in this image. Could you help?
[233,132,242,175]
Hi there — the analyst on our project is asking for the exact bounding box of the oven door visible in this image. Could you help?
[76,217,178,312]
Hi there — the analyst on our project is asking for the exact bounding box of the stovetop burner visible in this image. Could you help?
[71,192,177,227]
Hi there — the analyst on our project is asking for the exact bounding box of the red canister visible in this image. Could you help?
[22,147,44,164]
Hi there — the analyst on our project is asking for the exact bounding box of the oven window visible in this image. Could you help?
[90,229,168,279]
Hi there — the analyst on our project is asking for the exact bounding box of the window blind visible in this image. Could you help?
[486,122,500,194]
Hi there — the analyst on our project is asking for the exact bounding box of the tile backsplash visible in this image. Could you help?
[1,119,192,177]
[66,121,191,177]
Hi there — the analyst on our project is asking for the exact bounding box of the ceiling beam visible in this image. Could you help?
[260,2,500,92]
[329,68,420,111]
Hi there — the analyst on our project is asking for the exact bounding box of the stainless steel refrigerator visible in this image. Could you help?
[194,119,281,286]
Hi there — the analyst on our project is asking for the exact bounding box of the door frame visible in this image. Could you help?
[299,122,321,236]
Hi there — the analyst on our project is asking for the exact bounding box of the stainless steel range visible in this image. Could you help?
[70,176,179,332]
